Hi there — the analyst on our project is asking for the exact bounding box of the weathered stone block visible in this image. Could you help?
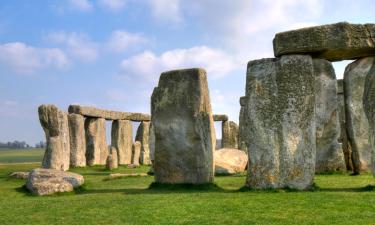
[214,148,248,175]
[106,146,118,170]
[135,121,151,165]
[213,114,228,121]
[111,120,132,165]
[221,121,239,149]
[68,113,86,167]
[85,117,107,166]
[132,141,141,166]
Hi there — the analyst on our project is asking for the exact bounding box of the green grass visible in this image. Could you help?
[0,148,45,164]
[0,163,374,225]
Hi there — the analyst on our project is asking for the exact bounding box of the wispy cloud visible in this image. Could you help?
[98,0,127,12]
[106,30,148,53]
[66,0,93,12]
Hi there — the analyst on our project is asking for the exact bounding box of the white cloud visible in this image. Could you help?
[0,42,69,74]
[98,0,127,11]
[66,0,93,12]
[46,32,98,62]
[106,30,148,53]
[147,0,182,23]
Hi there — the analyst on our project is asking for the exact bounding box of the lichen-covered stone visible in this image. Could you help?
[221,121,239,149]
[314,59,346,173]
[214,148,248,175]
[241,55,316,190]
[68,113,86,167]
[85,117,108,166]
[135,121,151,165]
[344,58,373,173]
[38,105,70,171]
[106,146,118,170]
[213,114,228,121]
[149,123,155,163]
[111,120,132,165]
[273,22,375,61]
[151,68,215,184]
[132,141,141,166]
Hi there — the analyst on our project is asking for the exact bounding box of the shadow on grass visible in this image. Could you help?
[317,185,375,192]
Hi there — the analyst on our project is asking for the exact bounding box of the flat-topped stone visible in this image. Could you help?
[273,22,375,61]
[68,105,150,122]
[213,114,228,121]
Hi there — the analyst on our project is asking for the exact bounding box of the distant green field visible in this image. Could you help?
[0,148,44,164]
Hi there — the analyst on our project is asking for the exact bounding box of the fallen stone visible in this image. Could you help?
[213,114,228,121]
[151,68,216,184]
[136,121,151,165]
[241,55,316,190]
[214,148,248,175]
[273,22,375,61]
[68,113,86,167]
[127,164,139,169]
[221,121,239,149]
[26,168,84,196]
[314,59,346,173]
[85,117,108,166]
[344,58,373,173]
[9,172,29,179]
[132,141,141,166]
[111,120,132,165]
[38,105,70,171]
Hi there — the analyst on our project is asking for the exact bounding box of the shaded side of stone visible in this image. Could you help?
[135,121,151,165]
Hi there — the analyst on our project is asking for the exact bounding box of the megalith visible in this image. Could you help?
[68,113,86,167]
[111,120,133,165]
[132,141,141,166]
[314,59,346,173]
[344,58,373,173]
[151,68,216,184]
[221,120,239,149]
[135,121,151,165]
[85,117,108,166]
[38,104,70,171]
[241,55,316,190]
[106,146,118,170]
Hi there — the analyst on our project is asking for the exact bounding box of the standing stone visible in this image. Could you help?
[360,57,375,177]
[151,68,216,184]
[106,146,118,170]
[241,55,316,190]
[238,96,248,152]
[314,59,346,173]
[132,141,141,166]
[85,117,107,166]
[111,120,132,165]
[135,121,151,165]
[221,121,239,149]
[38,105,70,171]
[344,58,373,173]
[68,113,86,167]
[149,123,155,164]
[337,79,353,171]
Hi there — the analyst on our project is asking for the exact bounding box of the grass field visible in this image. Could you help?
[0,150,375,225]
[0,148,44,164]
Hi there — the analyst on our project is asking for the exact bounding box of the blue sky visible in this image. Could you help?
[0,0,374,145]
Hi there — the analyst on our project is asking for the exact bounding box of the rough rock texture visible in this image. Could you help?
[337,79,353,171]
[135,121,151,165]
[69,105,150,121]
[151,68,216,184]
[106,147,118,170]
[238,99,248,152]
[68,113,86,167]
[213,114,228,121]
[344,58,373,173]
[273,22,375,61]
[38,105,70,171]
[149,123,155,163]
[314,59,346,173]
[132,141,141,166]
[9,172,29,179]
[26,168,84,196]
[111,120,132,165]
[85,117,108,166]
[361,57,375,177]
[221,121,239,149]
[214,148,248,175]
[241,55,316,190]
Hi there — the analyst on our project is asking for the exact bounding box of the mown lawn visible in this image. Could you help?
[0,162,374,225]
[0,148,44,164]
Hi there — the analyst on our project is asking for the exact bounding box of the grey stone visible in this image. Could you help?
[149,123,155,163]
[132,141,141,166]
[213,114,228,121]
[68,113,86,167]
[214,148,248,175]
[151,68,216,184]
[314,59,346,173]
[38,105,70,171]
[273,22,375,61]
[9,172,29,179]
[26,168,84,196]
[344,58,373,173]
[68,105,150,122]
[241,55,316,190]
[239,96,247,107]
[135,121,151,165]
[221,121,239,149]
[85,117,108,166]
[106,146,118,170]
[111,120,133,165]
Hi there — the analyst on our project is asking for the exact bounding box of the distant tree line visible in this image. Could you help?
[0,141,46,149]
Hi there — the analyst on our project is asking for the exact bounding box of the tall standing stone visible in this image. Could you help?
[111,120,133,165]
[149,123,155,164]
[344,58,373,173]
[38,105,70,171]
[68,113,86,167]
[221,121,239,149]
[151,68,216,184]
[135,121,151,165]
[85,117,107,166]
[132,141,141,166]
[360,57,375,177]
[241,55,316,190]
[238,96,248,152]
[106,146,118,170]
[314,59,346,173]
